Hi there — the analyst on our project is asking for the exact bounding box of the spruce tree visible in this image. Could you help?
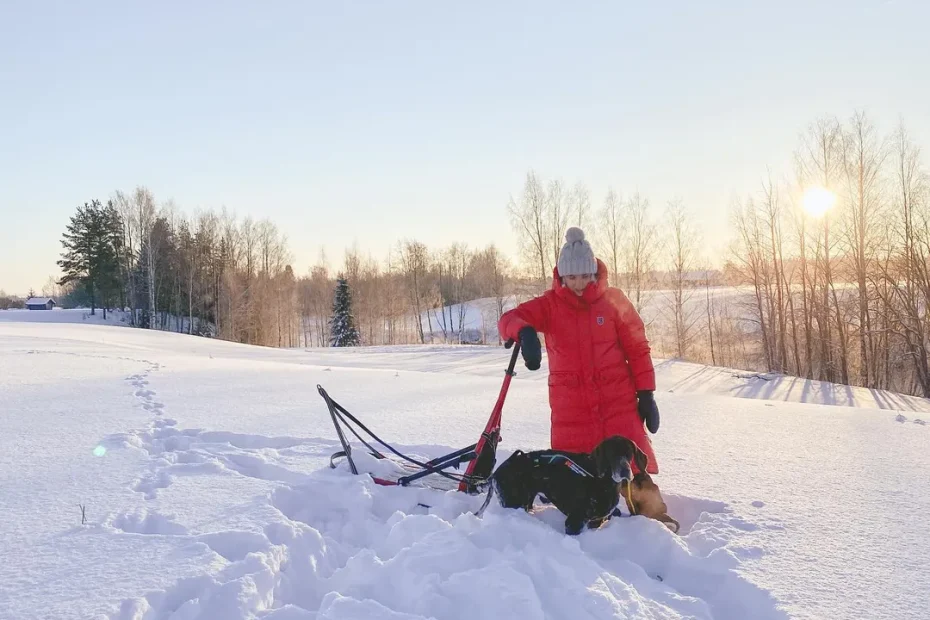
[57,200,121,317]
[329,277,360,347]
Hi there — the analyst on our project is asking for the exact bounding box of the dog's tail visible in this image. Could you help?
[474,480,496,518]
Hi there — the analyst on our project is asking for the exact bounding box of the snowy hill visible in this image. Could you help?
[1,314,928,620]
[0,307,133,326]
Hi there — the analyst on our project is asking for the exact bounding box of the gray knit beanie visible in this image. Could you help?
[557,227,597,277]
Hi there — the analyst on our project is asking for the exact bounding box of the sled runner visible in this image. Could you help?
[319,340,521,494]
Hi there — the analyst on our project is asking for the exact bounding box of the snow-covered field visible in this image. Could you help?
[1,315,928,620]
[0,308,132,325]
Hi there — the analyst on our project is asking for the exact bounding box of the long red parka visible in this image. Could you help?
[498,259,659,474]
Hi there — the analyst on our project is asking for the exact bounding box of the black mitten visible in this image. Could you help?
[518,326,542,370]
[637,390,660,434]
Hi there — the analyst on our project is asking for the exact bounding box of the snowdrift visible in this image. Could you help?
[113,454,783,620]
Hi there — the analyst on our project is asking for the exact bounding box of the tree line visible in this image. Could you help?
[55,187,517,347]
[728,112,930,397]
[505,110,930,398]
[51,108,930,397]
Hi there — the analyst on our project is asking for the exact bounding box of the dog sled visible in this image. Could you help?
[319,341,680,535]
[318,340,522,495]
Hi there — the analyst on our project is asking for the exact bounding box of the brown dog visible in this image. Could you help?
[619,472,680,534]
[590,435,679,534]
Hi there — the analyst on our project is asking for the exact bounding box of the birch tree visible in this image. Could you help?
[598,188,624,286]
[623,192,658,311]
[663,199,701,359]
[841,110,888,385]
[508,171,549,284]
[132,186,158,328]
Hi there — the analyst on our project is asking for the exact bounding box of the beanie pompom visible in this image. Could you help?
[565,227,585,244]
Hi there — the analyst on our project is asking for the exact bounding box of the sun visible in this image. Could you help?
[802,186,837,218]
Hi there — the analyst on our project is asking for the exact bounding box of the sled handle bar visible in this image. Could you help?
[504,338,520,375]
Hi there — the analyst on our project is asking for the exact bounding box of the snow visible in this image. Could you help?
[0,307,132,325]
[1,314,928,620]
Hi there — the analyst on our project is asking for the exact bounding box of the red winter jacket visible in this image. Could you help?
[498,259,659,474]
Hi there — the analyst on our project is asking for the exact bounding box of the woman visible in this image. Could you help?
[498,227,661,474]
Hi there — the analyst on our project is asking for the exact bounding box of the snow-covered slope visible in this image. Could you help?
[1,318,927,620]
[0,307,132,325]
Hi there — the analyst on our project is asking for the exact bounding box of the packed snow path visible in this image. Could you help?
[1,319,928,619]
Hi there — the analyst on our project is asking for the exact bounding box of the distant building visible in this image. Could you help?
[25,297,56,310]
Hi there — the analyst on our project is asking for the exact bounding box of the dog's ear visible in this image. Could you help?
[590,441,611,478]
[632,443,649,474]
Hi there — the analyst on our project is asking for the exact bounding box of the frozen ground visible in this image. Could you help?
[1,316,927,620]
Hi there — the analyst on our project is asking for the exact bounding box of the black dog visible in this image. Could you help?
[476,436,649,535]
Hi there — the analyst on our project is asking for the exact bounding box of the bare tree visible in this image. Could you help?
[469,244,512,343]
[797,117,845,382]
[508,171,549,284]
[400,240,430,343]
[597,188,624,286]
[702,265,718,366]
[112,190,140,324]
[841,110,888,385]
[731,197,775,370]
[547,179,575,272]
[308,254,332,347]
[360,254,382,345]
[571,181,591,230]
[382,247,407,345]
[760,174,789,372]
[623,192,658,311]
[663,199,700,358]
[881,123,930,395]
[130,186,158,328]
[449,243,471,340]
[788,161,815,379]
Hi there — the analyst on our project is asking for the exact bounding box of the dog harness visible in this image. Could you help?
[529,451,637,517]
[533,453,594,478]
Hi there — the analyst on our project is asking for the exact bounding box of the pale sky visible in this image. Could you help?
[2,0,928,294]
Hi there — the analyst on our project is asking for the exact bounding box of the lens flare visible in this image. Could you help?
[93,445,107,457]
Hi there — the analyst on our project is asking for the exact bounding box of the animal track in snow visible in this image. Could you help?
[124,361,164,416]
[107,508,189,536]
[193,530,270,562]
[109,414,331,500]
[132,470,173,500]
[142,402,165,413]
[104,509,274,570]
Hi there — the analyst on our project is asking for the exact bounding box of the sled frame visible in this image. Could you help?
[319,340,521,492]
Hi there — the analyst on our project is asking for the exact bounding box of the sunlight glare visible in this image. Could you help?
[802,186,836,218]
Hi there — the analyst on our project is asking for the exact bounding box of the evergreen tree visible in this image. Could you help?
[329,277,360,347]
[57,200,121,317]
